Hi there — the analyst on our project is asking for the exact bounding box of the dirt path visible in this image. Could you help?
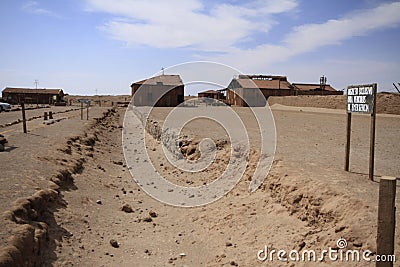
[44,106,399,266]
[0,107,109,266]
[44,108,313,267]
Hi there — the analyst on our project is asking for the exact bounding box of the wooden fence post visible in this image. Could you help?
[376,176,397,267]
[80,102,83,120]
[86,103,89,120]
[21,102,27,133]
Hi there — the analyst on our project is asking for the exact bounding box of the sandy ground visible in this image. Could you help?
[0,106,109,251]
[268,93,400,115]
[64,95,131,108]
[0,97,399,266]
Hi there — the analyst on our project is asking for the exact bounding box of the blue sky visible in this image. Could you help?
[1,0,400,95]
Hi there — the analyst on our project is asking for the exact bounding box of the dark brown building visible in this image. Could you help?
[198,90,225,100]
[131,75,184,107]
[2,87,65,105]
[292,83,343,95]
[226,75,293,107]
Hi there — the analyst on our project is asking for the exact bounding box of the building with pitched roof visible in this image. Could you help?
[2,87,64,105]
[292,83,342,95]
[226,75,343,106]
[226,75,293,106]
[197,90,225,100]
[131,75,184,107]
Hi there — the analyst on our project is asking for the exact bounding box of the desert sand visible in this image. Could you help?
[0,94,399,267]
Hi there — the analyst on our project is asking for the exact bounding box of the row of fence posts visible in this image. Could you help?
[43,111,53,120]
[19,101,91,134]
[80,102,90,120]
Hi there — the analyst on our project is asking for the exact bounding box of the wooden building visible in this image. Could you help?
[198,90,225,100]
[292,83,343,95]
[226,75,293,107]
[2,87,64,105]
[131,75,184,107]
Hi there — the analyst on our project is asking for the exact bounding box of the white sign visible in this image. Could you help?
[347,84,375,114]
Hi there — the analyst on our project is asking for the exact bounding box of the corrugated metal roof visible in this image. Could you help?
[133,75,183,86]
[238,75,287,80]
[292,83,337,92]
[2,87,63,94]
[236,78,292,90]
[198,90,221,94]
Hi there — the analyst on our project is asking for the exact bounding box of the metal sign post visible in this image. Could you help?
[344,83,377,180]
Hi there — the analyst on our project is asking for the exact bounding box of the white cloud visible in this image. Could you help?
[212,1,400,71]
[85,0,400,89]
[87,1,400,61]
[22,1,60,17]
[85,0,298,51]
[284,2,400,54]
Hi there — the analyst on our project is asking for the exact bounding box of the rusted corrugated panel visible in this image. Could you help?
[3,88,63,95]
[237,78,292,90]
[132,75,183,86]
[292,83,337,92]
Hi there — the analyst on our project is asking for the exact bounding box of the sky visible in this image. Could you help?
[1,0,400,95]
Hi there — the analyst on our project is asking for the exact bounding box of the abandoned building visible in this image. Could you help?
[2,87,65,105]
[226,75,293,106]
[131,75,184,107]
[292,83,343,95]
[197,90,225,100]
[226,75,343,106]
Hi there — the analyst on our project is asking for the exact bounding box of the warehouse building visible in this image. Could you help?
[226,75,343,106]
[2,87,65,105]
[226,75,293,107]
[292,83,343,95]
[131,75,184,107]
[197,90,225,100]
